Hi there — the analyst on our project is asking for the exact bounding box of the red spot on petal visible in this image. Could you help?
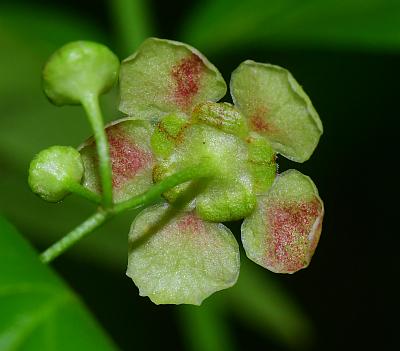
[250,107,275,133]
[265,198,323,272]
[178,212,204,233]
[106,127,153,189]
[171,53,204,110]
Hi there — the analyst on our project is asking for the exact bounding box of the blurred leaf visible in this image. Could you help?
[108,0,155,57]
[182,0,400,53]
[0,4,117,166]
[178,299,235,351]
[0,216,118,350]
[229,258,314,349]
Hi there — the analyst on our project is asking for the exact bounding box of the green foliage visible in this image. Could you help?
[229,259,314,348]
[0,216,117,350]
[178,258,315,350]
[183,0,400,53]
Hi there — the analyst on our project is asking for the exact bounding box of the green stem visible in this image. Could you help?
[179,304,235,351]
[66,182,102,204]
[40,211,108,264]
[109,0,153,57]
[81,94,113,208]
[114,165,210,214]
[40,164,210,263]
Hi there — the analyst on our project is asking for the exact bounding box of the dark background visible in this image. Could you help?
[0,0,398,350]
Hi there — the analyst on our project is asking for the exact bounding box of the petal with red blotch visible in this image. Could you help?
[230,61,323,163]
[79,118,155,203]
[119,38,227,122]
[127,203,240,305]
[241,169,324,274]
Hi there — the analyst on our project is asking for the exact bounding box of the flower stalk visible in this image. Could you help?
[82,95,114,209]
[39,164,210,263]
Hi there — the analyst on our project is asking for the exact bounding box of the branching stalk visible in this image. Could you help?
[40,211,108,264]
[40,164,210,263]
[67,182,102,204]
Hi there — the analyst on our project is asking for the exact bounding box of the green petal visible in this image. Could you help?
[119,38,227,122]
[79,118,154,203]
[126,204,240,305]
[230,61,323,162]
[153,123,257,222]
[241,170,324,274]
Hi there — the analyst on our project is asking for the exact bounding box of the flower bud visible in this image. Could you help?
[28,146,84,202]
[42,41,119,106]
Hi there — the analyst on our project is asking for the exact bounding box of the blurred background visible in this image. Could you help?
[0,0,398,350]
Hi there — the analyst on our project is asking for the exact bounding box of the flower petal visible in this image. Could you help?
[79,118,155,203]
[230,61,323,162]
[241,169,324,273]
[119,38,227,122]
[126,203,240,305]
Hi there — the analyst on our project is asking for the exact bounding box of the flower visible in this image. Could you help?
[80,38,324,305]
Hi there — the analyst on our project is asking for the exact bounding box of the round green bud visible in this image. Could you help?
[28,146,84,202]
[42,41,120,105]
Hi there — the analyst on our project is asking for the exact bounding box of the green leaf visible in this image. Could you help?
[126,204,240,305]
[231,61,322,162]
[0,216,117,350]
[242,169,324,273]
[178,300,235,351]
[229,259,315,349]
[80,118,155,203]
[119,38,227,122]
[182,0,400,53]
